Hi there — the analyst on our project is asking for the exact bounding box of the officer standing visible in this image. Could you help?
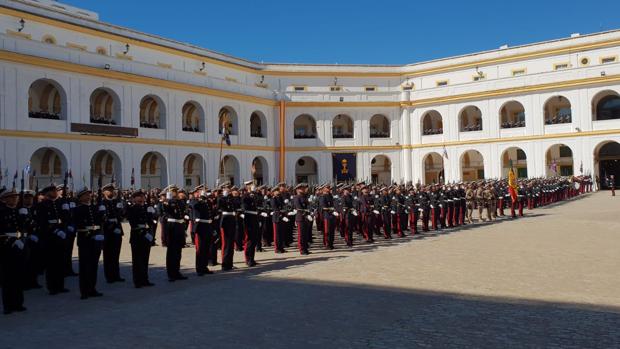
[162,186,189,281]
[217,184,237,270]
[242,181,261,266]
[294,183,312,255]
[0,189,27,314]
[127,190,156,287]
[270,187,287,254]
[191,186,216,275]
[319,185,337,248]
[101,184,125,283]
[73,187,105,300]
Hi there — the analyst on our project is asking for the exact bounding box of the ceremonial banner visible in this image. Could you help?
[332,153,356,182]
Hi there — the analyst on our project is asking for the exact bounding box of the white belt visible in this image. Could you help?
[167,219,185,223]
[221,212,235,216]
[48,219,60,224]
[85,225,100,230]
[107,218,118,223]
[195,219,213,223]
[4,233,18,238]
[245,211,258,215]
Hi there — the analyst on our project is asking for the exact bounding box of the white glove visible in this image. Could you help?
[333,195,339,199]
[284,199,290,204]
[352,211,358,217]
[67,225,75,233]
[240,214,245,219]
[260,212,268,217]
[93,235,105,241]
[114,228,122,235]
[288,211,296,216]
[332,212,340,217]
[29,235,39,243]
[116,203,124,209]
[98,205,106,212]
[390,211,396,215]
[69,202,76,209]
[147,206,155,214]
[13,240,24,250]
[372,210,380,215]
[62,203,70,211]
[306,215,314,222]
[145,233,153,242]
[282,217,289,222]
[184,215,190,220]
[18,208,28,215]
[56,230,66,239]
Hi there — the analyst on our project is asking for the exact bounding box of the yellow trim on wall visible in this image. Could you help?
[3,6,620,78]
[66,42,87,51]
[6,29,31,39]
[0,50,277,106]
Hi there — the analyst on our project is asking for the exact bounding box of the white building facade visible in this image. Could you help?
[1,0,619,189]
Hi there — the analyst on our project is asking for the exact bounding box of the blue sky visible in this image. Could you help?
[62,0,620,65]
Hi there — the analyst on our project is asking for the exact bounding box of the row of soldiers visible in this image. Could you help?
[0,175,592,314]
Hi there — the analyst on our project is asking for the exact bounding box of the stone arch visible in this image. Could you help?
[140,151,167,189]
[545,144,574,177]
[369,114,390,138]
[460,150,485,181]
[592,90,620,121]
[139,95,166,128]
[423,152,444,184]
[181,101,204,132]
[219,154,240,185]
[293,114,317,139]
[295,156,318,184]
[28,79,66,120]
[250,111,267,138]
[593,140,620,189]
[90,150,122,187]
[90,88,121,125]
[371,155,392,185]
[251,156,269,185]
[459,106,482,132]
[500,147,527,178]
[183,153,205,189]
[544,95,572,125]
[332,114,354,138]
[421,110,443,135]
[499,100,526,129]
[30,147,67,185]
[218,106,238,135]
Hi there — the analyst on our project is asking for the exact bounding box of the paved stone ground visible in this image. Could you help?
[1,192,619,348]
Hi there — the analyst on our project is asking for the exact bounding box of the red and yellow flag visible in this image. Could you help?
[508,168,518,203]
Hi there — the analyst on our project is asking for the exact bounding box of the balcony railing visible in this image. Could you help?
[29,111,61,120]
[90,116,117,125]
[251,131,264,138]
[182,126,200,132]
[460,124,482,132]
[500,121,525,129]
[333,133,353,139]
[422,128,443,135]
[370,131,390,138]
[545,114,572,125]
[140,122,160,129]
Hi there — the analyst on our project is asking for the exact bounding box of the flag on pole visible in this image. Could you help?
[579,161,583,174]
[220,112,232,146]
[442,146,449,160]
[508,168,518,203]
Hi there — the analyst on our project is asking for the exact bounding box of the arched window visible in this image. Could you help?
[181,101,203,132]
[461,150,485,181]
[459,106,482,132]
[28,79,65,120]
[30,147,67,184]
[369,114,390,138]
[139,95,165,129]
[546,144,573,176]
[500,101,525,129]
[250,111,266,138]
[421,110,443,135]
[90,88,120,125]
[544,96,572,125]
[218,107,238,135]
[332,114,353,138]
[592,91,620,121]
[293,114,317,139]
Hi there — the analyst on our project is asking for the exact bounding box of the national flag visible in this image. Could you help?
[220,113,232,146]
[508,168,518,203]
[442,146,449,160]
[24,163,31,175]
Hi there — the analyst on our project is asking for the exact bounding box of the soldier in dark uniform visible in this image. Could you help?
[73,188,105,300]
[100,184,125,283]
[127,190,156,288]
[340,185,357,247]
[218,184,237,270]
[258,186,272,249]
[231,187,244,252]
[35,185,70,295]
[378,187,392,239]
[359,187,377,243]
[0,189,27,314]
[406,188,419,235]
[319,185,338,248]
[418,188,431,231]
[294,183,312,255]
[55,185,77,278]
[20,190,42,290]
[242,181,261,266]
[392,187,408,237]
[270,187,287,253]
[162,186,189,281]
[191,186,216,275]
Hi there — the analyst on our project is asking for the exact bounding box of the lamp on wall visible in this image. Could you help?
[18,18,25,32]
[333,77,338,86]
[123,43,130,55]
[260,75,265,84]
[104,64,111,70]
[200,62,206,72]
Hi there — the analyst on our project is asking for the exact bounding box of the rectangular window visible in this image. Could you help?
[330,86,342,92]
[601,56,617,64]
[293,86,306,92]
[364,86,377,92]
[512,69,526,76]
[436,80,448,87]
[517,149,527,160]
[554,63,569,70]
[559,146,572,158]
